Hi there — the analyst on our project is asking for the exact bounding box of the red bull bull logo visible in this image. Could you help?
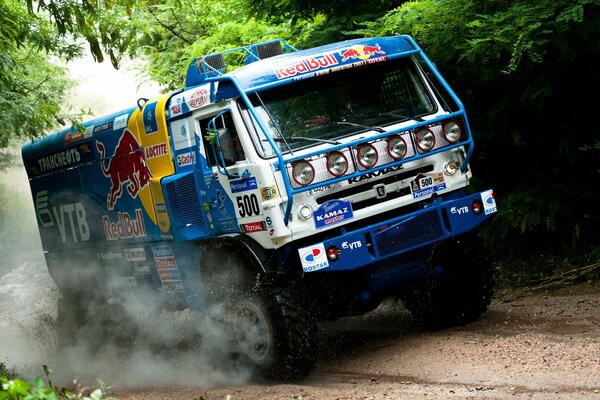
[96,129,152,210]
[340,44,386,62]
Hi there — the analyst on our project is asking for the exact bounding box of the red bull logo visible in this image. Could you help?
[102,208,147,240]
[274,53,339,79]
[340,44,386,62]
[96,129,152,210]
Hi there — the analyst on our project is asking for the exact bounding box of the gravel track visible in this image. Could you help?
[116,284,600,400]
[2,263,599,400]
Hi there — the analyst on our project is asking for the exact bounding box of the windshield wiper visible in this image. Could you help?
[274,136,340,145]
[330,121,385,133]
[378,112,424,122]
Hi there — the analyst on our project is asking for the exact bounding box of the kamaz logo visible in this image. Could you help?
[347,165,403,183]
[315,207,349,222]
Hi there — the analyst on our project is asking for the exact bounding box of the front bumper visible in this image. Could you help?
[298,189,496,272]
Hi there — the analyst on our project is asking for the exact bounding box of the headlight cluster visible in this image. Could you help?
[288,120,464,187]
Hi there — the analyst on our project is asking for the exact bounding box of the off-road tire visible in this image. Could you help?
[201,244,317,380]
[401,233,494,331]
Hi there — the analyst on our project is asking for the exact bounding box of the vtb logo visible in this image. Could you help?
[96,129,152,210]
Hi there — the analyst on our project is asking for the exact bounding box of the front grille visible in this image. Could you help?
[373,210,442,256]
[165,173,207,239]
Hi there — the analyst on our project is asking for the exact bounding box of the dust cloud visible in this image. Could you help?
[0,248,257,390]
[0,58,255,390]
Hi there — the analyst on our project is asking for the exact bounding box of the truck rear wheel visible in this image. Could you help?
[401,233,494,331]
[201,244,317,380]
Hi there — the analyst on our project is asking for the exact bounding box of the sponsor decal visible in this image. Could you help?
[261,186,278,201]
[341,240,363,251]
[102,208,147,241]
[144,142,168,159]
[35,190,90,243]
[133,263,150,274]
[97,251,122,260]
[96,129,152,210]
[188,89,208,108]
[177,152,195,167]
[410,172,446,199]
[152,245,183,291]
[240,221,267,233]
[84,125,94,139]
[125,247,147,262]
[37,147,81,173]
[64,130,84,145]
[220,219,236,231]
[114,276,138,287]
[482,189,497,215]
[93,121,114,134]
[170,102,182,117]
[314,199,354,229]
[307,182,342,196]
[450,206,469,215]
[265,216,272,226]
[113,114,129,131]
[155,202,167,214]
[144,101,159,134]
[230,177,258,193]
[340,44,385,62]
[171,119,194,151]
[274,53,339,79]
[299,243,329,272]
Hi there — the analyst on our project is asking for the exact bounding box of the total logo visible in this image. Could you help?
[299,243,330,273]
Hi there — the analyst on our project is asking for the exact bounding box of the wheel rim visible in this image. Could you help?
[231,301,272,363]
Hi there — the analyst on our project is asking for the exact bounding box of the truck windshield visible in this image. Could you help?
[240,57,436,158]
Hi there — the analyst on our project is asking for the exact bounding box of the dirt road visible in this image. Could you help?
[115,283,600,400]
[1,263,598,399]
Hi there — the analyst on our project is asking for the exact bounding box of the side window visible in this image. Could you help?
[199,111,246,167]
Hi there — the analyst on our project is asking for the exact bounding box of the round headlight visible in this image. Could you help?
[357,143,378,169]
[298,204,313,221]
[416,129,436,152]
[326,151,349,177]
[443,121,462,143]
[292,160,315,186]
[387,136,407,160]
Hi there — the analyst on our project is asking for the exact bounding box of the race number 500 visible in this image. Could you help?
[236,194,260,217]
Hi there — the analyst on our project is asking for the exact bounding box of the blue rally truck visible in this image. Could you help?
[22,35,497,379]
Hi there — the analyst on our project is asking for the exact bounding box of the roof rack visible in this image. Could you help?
[185,39,297,87]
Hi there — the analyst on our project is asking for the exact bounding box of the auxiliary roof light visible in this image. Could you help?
[326,151,349,177]
[387,135,408,160]
[416,128,436,152]
[292,160,315,186]
[357,143,378,169]
[443,121,462,143]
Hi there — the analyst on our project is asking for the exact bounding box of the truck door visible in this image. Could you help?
[194,109,245,233]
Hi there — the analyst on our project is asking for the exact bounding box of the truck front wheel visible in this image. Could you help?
[400,233,494,331]
[200,244,317,380]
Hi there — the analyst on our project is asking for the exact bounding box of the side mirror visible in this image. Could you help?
[217,128,237,166]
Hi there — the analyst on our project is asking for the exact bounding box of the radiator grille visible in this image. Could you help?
[165,173,207,239]
[373,210,442,256]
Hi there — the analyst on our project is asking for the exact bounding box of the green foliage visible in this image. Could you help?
[358,0,600,264]
[0,365,109,400]
[130,0,323,89]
